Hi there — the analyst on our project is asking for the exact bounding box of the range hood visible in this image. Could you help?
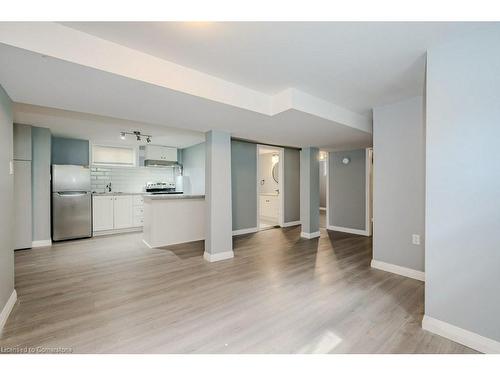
[143,145,178,167]
[144,159,178,167]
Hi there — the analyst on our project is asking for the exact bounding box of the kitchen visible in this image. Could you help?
[13,115,206,252]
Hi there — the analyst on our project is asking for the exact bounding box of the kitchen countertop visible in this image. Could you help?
[92,192,145,196]
[144,194,205,200]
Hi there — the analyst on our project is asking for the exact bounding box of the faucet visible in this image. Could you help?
[106,182,112,193]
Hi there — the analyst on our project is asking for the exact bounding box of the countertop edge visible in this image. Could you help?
[144,194,206,200]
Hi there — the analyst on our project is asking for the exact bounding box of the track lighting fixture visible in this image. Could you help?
[119,130,152,143]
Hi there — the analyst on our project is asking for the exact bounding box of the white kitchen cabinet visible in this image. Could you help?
[13,124,32,161]
[260,194,279,221]
[113,195,134,229]
[93,194,144,235]
[144,145,177,162]
[92,196,114,231]
[14,160,32,249]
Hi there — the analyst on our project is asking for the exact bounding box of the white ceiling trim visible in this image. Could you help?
[0,22,371,134]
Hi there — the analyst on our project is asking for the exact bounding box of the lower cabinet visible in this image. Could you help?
[113,195,134,229]
[92,194,144,235]
[92,196,114,231]
[259,194,280,221]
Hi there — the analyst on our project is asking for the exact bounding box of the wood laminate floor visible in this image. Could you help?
[0,226,476,354]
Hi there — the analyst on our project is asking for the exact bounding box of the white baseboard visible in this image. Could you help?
[319,207,326,211]
[203,251,234,262]
[327,225,369,236]
[232,227,258,236]
[93,227,143,237]
[0,289,17,331]
[371,259,425,281]
[282,220,301,228]
[31,239,52,248]
[142,239,153,249]
[422,315,500,353]
[300,231,321,239]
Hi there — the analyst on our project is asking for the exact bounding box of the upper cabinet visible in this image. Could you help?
[144,145,177,162]
[13,124,32,161]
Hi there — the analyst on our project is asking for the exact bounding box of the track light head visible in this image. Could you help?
[121,131,151,143]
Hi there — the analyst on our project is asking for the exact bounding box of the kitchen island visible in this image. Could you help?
[142,194,205,248]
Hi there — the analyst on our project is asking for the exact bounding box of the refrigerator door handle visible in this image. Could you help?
[56,192,89,196]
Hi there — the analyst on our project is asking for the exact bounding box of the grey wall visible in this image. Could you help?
[259,153,279,194]
[231,140,257,231]
[0,85,14,312]
[284,148,300,223]
[425,28,500,342]
[329,149,366,230]
[32,127,52,242]
[372,96,425,271]
[205,130,233,256]
[230,143,300,229]
[52,136,89,165]
[300,147,320,234]
[181,142,205,195]
[319,160,327,208]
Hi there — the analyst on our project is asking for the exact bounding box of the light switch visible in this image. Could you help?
[412,234,420,245]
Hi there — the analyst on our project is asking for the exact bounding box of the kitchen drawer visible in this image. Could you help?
[133,195,144,206]
[133,216,144,227]
[134,206,144,216]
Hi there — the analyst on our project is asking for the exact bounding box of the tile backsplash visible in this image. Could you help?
[91,165,180,193]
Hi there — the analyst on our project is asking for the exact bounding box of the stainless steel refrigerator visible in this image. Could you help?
[52,165,92,241]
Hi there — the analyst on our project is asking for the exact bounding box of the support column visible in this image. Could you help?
[300,147,320,239]
[203,130,234,262]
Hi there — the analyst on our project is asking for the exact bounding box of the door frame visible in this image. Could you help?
[325,151,330,228]
[256,144,285,230]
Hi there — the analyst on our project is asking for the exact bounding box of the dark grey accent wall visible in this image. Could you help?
[32,127,52,242]
[284,148,300,223]
[231,140,257,231]
[0,85,14,312]
[373,96,424,271]
[180,142,205,195]
[51,136,89,165]
[425,28,500,343]
[329,149,366,230]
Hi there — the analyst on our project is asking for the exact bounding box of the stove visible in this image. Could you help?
[145,182,182,195]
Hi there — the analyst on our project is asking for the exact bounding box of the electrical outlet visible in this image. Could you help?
[412,234,420,245]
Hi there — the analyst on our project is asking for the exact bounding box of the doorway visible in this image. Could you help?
[257,145,284,230]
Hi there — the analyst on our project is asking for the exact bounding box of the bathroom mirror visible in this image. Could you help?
[272,163,279,183]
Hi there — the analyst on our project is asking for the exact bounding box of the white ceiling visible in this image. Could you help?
[14,103,205,148]
[0,22,495,150]
[62,22,489,114]
[0,42,371,150]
